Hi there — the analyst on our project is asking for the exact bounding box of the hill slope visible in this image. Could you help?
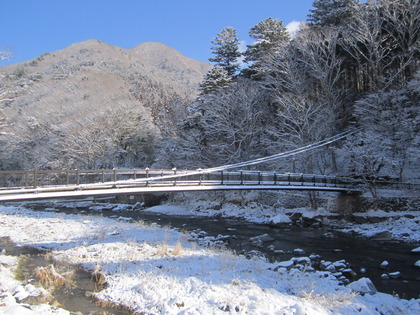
[0,40,211,169]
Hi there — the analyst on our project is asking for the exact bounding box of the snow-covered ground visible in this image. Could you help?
[328,209,420,243]
[0,204,419,314]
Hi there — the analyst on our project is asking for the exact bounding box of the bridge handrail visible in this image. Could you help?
[1,168,417,193]
[0,168,356,189]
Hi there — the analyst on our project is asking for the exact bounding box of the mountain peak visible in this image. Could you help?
[129,41,211,80]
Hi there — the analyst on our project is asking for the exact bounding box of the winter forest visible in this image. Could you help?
[0,0,419,187]
[166,0,419,184]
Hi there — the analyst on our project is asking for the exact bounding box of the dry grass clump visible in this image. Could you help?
[92,264,107,289]
[156,242,169,256]
[156,240,184,257]
[299,290,358,309]
[172,241,183,256]
[34,264,74,290]
[93,297,137,314]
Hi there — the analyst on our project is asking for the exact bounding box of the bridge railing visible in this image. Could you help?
[0,169,162,189]
[0,168,353,189]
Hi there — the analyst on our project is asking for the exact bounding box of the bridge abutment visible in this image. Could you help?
[336,192,364,218]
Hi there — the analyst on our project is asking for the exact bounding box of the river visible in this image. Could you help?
[95,208,420,300]
[4,202,419,314]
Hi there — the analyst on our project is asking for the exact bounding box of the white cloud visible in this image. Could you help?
[238,40,247,53]
[286,20,302,38]
[238,40,247,66]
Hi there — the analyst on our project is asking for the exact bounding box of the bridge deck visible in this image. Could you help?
[0,169,364,202]
[0,180,358,202]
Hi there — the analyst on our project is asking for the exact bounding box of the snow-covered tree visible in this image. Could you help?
[342,72,420,204]
[339,0,419,91]
[308,0,360,27]
[209,27,241,77]
[199,78,274,166]
[199,66,231,94]
[355,76,419,179]
[378,0,420,86]
[243,18,289,78]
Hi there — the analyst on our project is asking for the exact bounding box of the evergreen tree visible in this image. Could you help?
[209,27,241,76]
[243,18,289,78]
[244,18,289,63]
[199,66,231,94]
[308,0,359,27]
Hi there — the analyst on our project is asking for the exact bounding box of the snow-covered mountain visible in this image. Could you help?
[0,40,212,169]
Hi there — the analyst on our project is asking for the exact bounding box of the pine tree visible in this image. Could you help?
[243,18,289,78]
[209,27,241,77]
[244,18,289,64]
[199,66,231,94]
[308,0,359,27]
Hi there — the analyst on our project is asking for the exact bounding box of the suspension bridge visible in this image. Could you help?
[0,130,399,202]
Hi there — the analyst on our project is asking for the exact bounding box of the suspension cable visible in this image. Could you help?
[112,128,358,184]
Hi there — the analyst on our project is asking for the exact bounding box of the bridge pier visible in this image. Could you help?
[113,193,168,207]
[336,191,363,218]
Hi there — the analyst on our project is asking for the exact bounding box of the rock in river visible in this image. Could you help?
[380,260,389,269]
[411,247,420,254]
[275,260,295,270]
[348,277,377,295]
[371,231,393,240]
[388,271,401,279]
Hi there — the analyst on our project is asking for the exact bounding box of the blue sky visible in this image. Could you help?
[0,0,314,66]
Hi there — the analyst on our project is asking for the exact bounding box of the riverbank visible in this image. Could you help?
[0,204,419,314]
[143,190,420,243]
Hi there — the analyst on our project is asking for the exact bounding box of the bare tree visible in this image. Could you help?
[199,78,273,167]
[342,132,385,209]
[353,73,420,181]
[379,0,420,85]
[340,0,419,91]
[292,28,347,127]
[342,71,420,207]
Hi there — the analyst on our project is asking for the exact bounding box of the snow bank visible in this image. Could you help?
[335,215,420,242]
[270,213,292,224]
[147,204,192,215]
[0,205,419,314]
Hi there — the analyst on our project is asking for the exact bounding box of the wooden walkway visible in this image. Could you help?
[0,168,361,202]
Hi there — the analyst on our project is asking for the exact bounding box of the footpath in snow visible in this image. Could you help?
[0,204,419,314]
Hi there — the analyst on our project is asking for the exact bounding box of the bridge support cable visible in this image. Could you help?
[16,129,356,191]
[202,129,358,173]
[108,128,359,185]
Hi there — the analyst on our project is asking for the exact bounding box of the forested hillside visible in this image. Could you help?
[0,0,418,188]
[163,0,419,187]
[0,40,211,169]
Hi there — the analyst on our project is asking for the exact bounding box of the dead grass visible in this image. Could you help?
[93,296,137,314]
[91,264,107,291]
[34,264,75,290]
[299,290,358,309]
[156,239,185,257]
[156,242,169,256]
[172,241,183,256]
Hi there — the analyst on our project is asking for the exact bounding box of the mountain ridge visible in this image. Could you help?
[0,40,211,169]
